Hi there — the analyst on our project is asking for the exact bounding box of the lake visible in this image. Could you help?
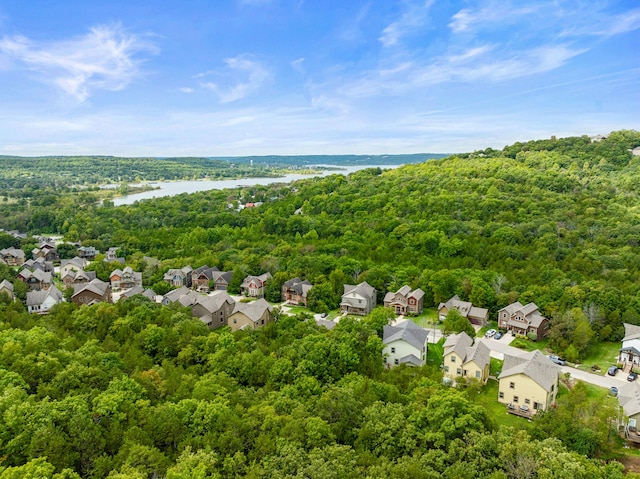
[110,164,403,206]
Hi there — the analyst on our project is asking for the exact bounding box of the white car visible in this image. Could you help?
[485,329,497,338]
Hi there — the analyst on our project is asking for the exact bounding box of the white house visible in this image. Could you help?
[383,320,429,367]
[620,323,640,371]
[26,285,64,314]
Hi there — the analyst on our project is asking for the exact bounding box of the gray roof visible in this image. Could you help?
[232,298,273,323]
[163,286,191,303]
[399,354,423,366]
[343,281,376,298]
[443,332,474,360]
[241,272,272,288]
[195,291,234,313]
[499,350,560,392]
[283,277,313,295]
[464,340,491,370]
[385,286,425,303]
[618,382,640,417]
[19,268,52,283]
[73,278,110,297]
[26,285,63,307]
[0,279,14,292]
[315,318,337,330]
[623,323,640,342]
[438,295,486,319]
[383,320,429,350]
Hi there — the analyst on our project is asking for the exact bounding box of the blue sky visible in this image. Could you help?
[0,0,638,156]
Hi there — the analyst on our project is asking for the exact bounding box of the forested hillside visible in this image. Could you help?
[1,131,640,477]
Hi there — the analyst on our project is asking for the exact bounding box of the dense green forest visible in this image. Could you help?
[2,131,640,477]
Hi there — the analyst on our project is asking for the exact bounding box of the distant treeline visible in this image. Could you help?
[210,153,449,166]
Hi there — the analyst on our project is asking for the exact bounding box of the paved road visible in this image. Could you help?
[476,336,628,389]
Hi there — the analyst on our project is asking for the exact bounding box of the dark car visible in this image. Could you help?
[547,355,566,366]
[494,332,503,340]
[629,372,638,382]
[607,366,619,376]
[610,386,619,397]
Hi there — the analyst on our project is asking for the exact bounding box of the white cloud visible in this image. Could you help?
[179,87,194,93]
[291,57,305,74]
[201,55,270,103]
[379,0,434,47]
[449,2,541,34]
[561,7,640,37]
[0,24,158,102]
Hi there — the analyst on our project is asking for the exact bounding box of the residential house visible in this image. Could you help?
[105,247,125,264]
[163,266,193,288]
[110,266,143,291]
[191,265,219,292]
[60,257,89,277]
[72,279,112,305]
[32,242,59,262]
[26,285,64,314]
[617,382,640,443]
[21,257,54,273]
[61,268,97,289]
[384,285,425,315]
[498,350,560,413]
[619,323,640,372]
[211,270,233,291]
[590,134,607,142]
[632,147,640,157]
[437,295,488,326]
[228,298,273,332]
[0,247,25,266]
[119,286,157,302]
[498,302,549,339]
[191,291,236,330]
[77,246,99,260]
[163,286,191,304]
[17,268,53,291]
[340,282,376,316]
[281,277,313,306]
[442,332,491,384]
[0,280,14,300]
[241,273,272,297]
[383,320,429,367]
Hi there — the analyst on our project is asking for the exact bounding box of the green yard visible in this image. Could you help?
[407,307,439,327]
[427,338,444,367]
[469,379,535,429]
[576,342,621,373]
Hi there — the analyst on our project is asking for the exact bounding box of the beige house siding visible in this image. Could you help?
[228,309,271,332]
[463,360,489,383]
[443,351,464,380]
[498,374,556,411]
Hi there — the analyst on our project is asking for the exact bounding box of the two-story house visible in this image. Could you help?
[383,285,425,315]
[72,278,112,305]
[164,266,194,288]
[228,298,273,332]
[191,265,223,292]
[21,257,54,273]
[17,268,53,291]
[498,302,549,339]
[340,282,377,316]
[110,266,142,291]
[442,332,491,384]
[498,350,560,413]
[62,268,97,288]
[281,277,313,306]
[77,245,99,260]
[619,323,640,372]
[241,273,272,297]
[104,247,125,264]
[191,291,236,330]
[0,279,15,301]
[60,257,89,277]
[32,242,59,262]
[26,285,64,314]
[0,247,25,266]
[438,295,488,326]
[382,320,429,367]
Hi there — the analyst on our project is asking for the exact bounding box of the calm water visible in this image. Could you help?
[110,164,402,206]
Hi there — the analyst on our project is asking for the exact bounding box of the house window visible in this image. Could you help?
[499,392,504,399]
[475,371,481,378]
[513,396,519,403]
[551,384,554,392]
[451,356,456,362]
[534,402,541,410]
[394,359,399,365]
[525,398,530,405]
[509,382,515,389]
[233,318,237,324]
[456,368,462,375]
[391,347,395,353]
[444,366,449,373]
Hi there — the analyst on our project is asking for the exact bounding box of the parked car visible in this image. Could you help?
[607,366,619,376]
[494,332,503,340]
[485,329,497,338]
[629,372,638,382]
[609,386,619,397]
[547,355,566,366]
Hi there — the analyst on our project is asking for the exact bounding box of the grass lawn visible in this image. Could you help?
[469,379,534,429]
[576,342,621,373]
[477,321,499,338]
[427,338,445,367]
[509,337,549,353]
[408,308,439,328]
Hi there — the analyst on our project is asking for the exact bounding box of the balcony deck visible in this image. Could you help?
[506,405,535,419]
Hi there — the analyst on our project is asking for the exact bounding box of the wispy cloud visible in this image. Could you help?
[380,0,435,47]
[0,24,157,102]
[449,2,541,34]
[200,55,270,103]
[560,7,640,37]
